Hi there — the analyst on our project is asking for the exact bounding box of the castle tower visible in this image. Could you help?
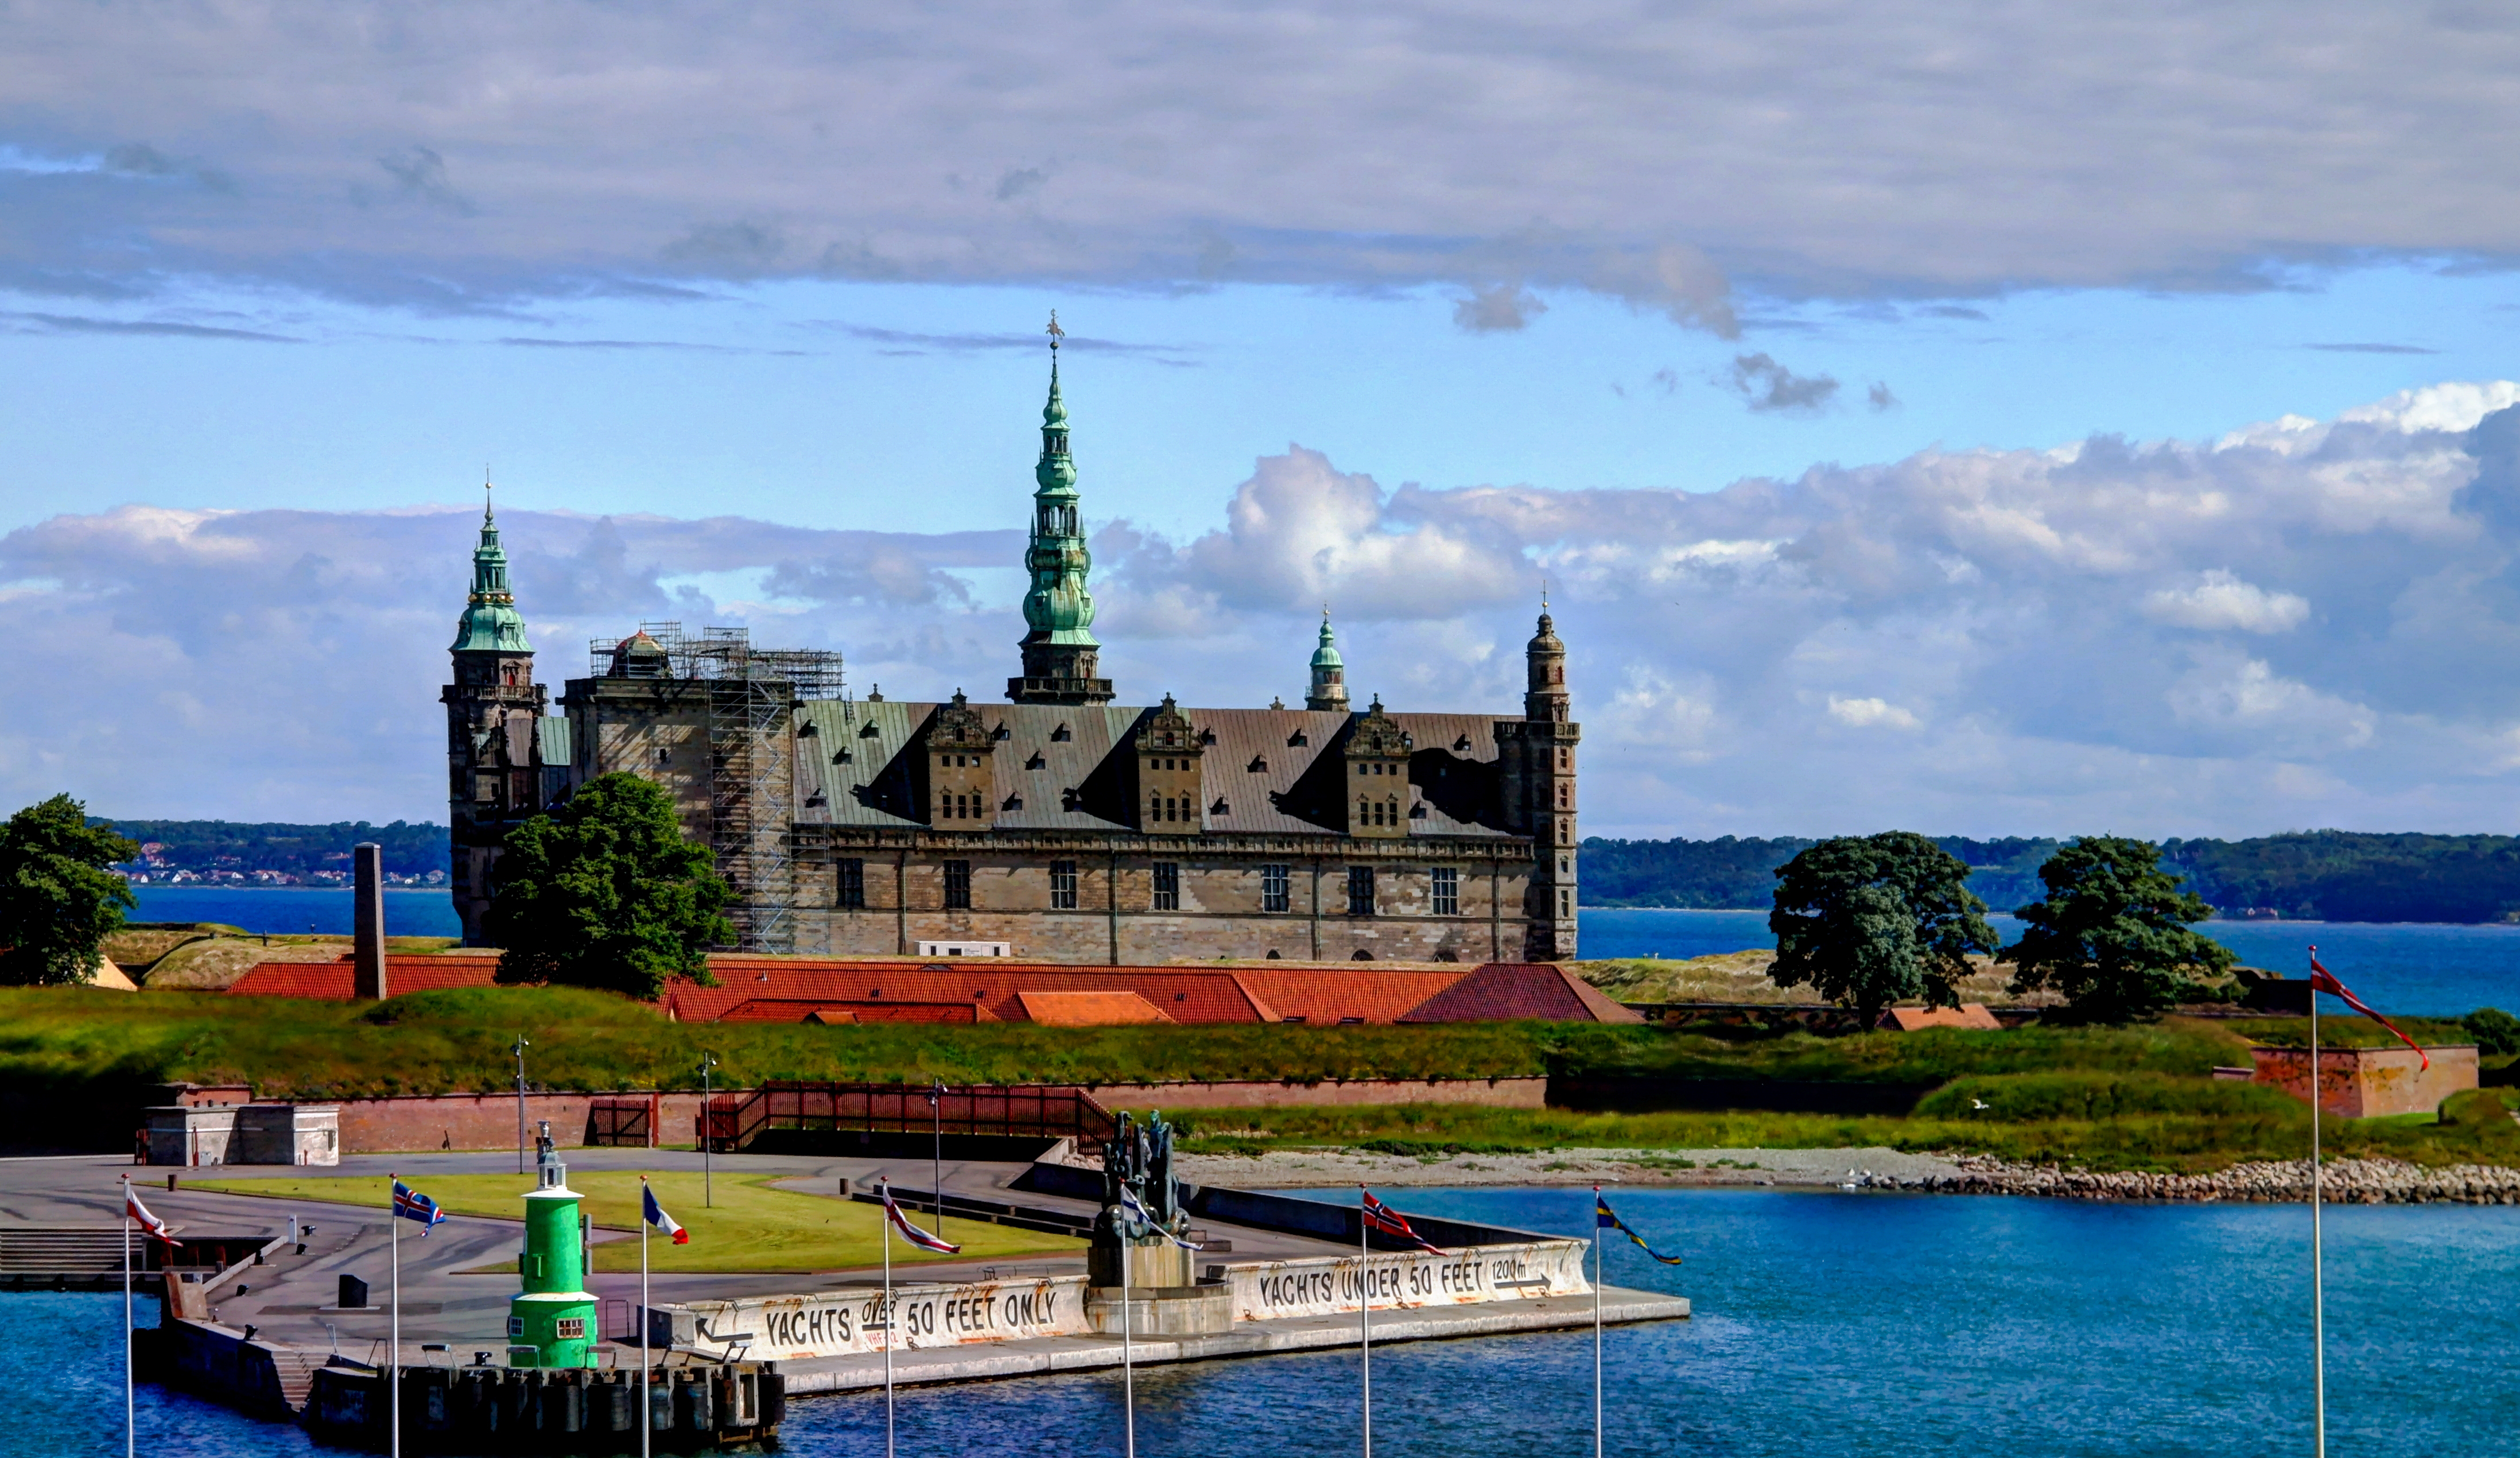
[1008,315,1115,705]
[441,486,549,945]
[507,1122,598,1368]
[1494,603,1580,959]
[1304,610,1349,712]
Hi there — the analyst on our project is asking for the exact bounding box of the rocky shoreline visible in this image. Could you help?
[1872,1154,2520,1204]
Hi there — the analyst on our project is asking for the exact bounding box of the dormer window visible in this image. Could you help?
[860,722,882,738]
[1199,728,1217,746]
[1287,730,1308,747]
[1051,723,1071,742]
[1002,793,1023,812]
[1247,755,1267,773]
[797,722,818,738]
[1454,734,1471,752]
[993,723,1011,740]
[833,749,852,765]
[1025,751,1046,770]
[1210,798,1229,816]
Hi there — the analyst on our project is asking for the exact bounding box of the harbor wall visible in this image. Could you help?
[1220,1240,1590,1322]
[651,1273,1091,1363]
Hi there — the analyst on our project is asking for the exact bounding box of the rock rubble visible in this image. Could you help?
[1861,1155,2520,1204]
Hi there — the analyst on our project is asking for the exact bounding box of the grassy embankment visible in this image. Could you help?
[5,984,2512,1173]
[181,1170,1077,1273]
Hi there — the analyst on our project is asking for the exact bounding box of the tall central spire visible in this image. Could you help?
[1009,313,1114,704]
[452,478,530,653]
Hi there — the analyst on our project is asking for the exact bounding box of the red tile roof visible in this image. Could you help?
[1015,990,1173,1026]
[224,954,502,999]
[1396,963,1643,1023]
[1233,967,1469,1025]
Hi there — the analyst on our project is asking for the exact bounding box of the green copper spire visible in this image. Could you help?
[1010,313,1114,703]
[1305,607,1349,711]
[451,482,532,653]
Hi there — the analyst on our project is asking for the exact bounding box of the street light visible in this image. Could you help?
[699,1053,721,1208]
[926,1079,946,1242]
[511,1035,531,1174]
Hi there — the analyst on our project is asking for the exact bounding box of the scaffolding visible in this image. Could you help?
[585,623,845,953]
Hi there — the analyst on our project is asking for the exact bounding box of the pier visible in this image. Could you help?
[5,1144,1686,1448]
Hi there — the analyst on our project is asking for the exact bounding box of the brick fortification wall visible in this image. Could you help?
[2249,1044,2478,1118]
[333,1092,709,1154]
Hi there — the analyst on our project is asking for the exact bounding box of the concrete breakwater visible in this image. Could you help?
[1864,1155,2520,1204]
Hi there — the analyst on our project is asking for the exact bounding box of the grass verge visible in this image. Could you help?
[183,1170,1079,1273]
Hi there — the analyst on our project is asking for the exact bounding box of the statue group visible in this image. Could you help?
[1094,1111,1196,1286]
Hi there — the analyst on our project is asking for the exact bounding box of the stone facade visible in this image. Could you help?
[446,332,1578,961]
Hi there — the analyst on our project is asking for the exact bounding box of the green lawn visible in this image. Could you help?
[184,1170,1079,1273]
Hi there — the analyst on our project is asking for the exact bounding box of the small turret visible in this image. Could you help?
[508,1120,597,1369]
[1305,610,1349,712]
[1524,606,1568,723]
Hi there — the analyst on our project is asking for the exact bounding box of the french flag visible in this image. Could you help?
[643,1182,689,1245]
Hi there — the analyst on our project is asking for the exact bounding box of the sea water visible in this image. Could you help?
[20,1188,2515,1457]
[1583,907,2520,1015]
[131,889,2517,1016]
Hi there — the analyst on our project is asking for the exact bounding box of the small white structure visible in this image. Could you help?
[145,1103,339,1166]
[915,940,1012,958]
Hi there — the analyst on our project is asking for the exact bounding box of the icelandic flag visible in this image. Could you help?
[643,1182,689,1245]
[391,1179,445,1236]
[125,1184,180,1248]
[2308,949,2429,1071]
[1595,1189,1684,1265]
[880,1180,961,1254]
[1360,1188,1445,1255]
[1117,1184,1204,1251]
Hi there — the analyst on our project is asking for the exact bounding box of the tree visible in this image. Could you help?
[1768,832,1997,1028]
[2001,836,2235,1022]
[2461,1007,2520,1060]
[0,794,139,986]
[487,774,732,998]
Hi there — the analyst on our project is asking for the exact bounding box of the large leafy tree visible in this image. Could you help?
[2001,835,2235,1022]
[0,794,139,986]
[487,774,732,998]
[1768,832,1996,1028]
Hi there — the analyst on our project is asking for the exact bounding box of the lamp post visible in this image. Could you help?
[699,1053,720,1208]
[926,1079,946,1240]
[511,1035,531,1175]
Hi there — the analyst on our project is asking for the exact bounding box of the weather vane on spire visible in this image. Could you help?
[1046,310,1065,350]
[483,465,495,521]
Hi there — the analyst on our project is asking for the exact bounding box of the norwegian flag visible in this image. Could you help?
[1360,1188,1445,1255]
[880,1180,961,1254]
[643,1182,689,1245]
[124,1184,180,1250]
[2309,949,2429,1071]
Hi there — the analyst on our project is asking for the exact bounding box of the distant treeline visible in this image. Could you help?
[96,819,451,877]
[1581,831,2520,924]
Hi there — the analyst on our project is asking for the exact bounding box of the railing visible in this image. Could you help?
[698,1082,1117,1155]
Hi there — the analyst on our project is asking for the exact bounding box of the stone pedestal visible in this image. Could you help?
[1088,1241,1194,1290]
[1085,1283,1234,1336]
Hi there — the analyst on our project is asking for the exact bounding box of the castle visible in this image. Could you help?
[443,331,1580,963]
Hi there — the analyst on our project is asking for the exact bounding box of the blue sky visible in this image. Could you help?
[9,3,2520,838]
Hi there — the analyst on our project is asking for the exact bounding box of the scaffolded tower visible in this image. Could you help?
[580,623,844,953]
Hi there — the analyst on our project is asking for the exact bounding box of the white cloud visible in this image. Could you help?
[2142,571,2310,634]
[1827,696,1922,731]
[14,7,2520,316]
[15,382,2520,837]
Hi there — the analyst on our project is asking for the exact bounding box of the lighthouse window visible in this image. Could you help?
[556,1318,586,1340]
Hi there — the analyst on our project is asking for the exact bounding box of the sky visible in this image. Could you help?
[9,2,2520,839]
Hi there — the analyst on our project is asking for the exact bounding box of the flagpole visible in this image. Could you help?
[122,1176,134,1458]
[1593,1186,1604,1458]
[882,1181,895,1458]
[1359,1186,1372,1458]
[389,1172,401,1458]
[2308,949,2325,1458]
[640,1179,651,1458]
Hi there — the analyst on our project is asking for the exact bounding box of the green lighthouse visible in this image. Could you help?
[507,1121,598,1368]
[1007,312,1116,705]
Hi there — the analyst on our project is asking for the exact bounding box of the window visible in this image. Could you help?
[1151,862,1180,911]
[943,860,972,910]
[1262,864,1291,913]
[1558,747,1570,769]
[1559,887,1572,917]
[555,1317,585,1340]
[1431,866,1459,916]
[1050,860,1078,910]
[836,858,866,909]
[1346,865,1375,916]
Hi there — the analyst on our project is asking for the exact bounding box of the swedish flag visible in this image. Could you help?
[1594,1192,1683,1265]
